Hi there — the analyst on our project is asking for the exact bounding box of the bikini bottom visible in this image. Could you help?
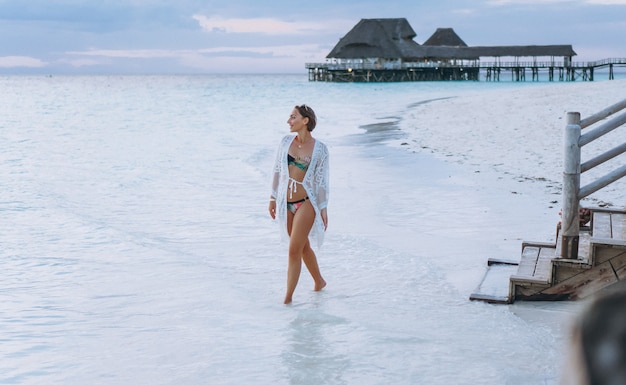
[287,197,309,215]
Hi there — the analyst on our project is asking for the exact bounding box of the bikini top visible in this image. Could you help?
[288,153,310,171]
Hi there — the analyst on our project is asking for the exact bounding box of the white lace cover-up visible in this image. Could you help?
[271,134,330,248]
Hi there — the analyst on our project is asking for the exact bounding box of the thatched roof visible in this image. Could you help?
[326,18,422,59]
[468,45,577,57]
[409,45,577,60]
[423,28,468,47]
[326,19,577,61]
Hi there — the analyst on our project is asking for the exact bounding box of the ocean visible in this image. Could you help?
[2,73,619,384]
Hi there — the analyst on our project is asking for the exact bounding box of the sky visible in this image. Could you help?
[0,0,625,74]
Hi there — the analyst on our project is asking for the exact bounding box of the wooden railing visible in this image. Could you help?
[561,99,626,258]
[305,58,626,71]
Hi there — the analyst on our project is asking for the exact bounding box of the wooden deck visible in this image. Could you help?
[471,208,626,304]
[306,58,626,82]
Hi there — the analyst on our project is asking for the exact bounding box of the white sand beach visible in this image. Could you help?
[324,79,626,369]
[398,79,626,208]
[357,80,626,306]
[1,75,625,384]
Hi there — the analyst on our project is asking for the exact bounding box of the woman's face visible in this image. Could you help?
[287,108,308,132]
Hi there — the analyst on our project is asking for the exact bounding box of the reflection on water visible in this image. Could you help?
[284,305,350,385]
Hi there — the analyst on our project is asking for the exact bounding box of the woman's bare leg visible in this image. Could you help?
[302,241,326,291]
[284,202,315,304]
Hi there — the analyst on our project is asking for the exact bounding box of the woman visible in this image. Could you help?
[268,104,329,304]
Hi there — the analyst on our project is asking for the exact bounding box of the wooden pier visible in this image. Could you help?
[306,58,626,82]
[314,19,625,83]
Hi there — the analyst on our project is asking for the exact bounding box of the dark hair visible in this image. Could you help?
[578,283,626,385]
[295,104,317,132]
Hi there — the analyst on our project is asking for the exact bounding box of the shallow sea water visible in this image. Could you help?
[0,75,585,384]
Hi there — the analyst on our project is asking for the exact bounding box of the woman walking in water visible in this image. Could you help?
[268,104,329,304]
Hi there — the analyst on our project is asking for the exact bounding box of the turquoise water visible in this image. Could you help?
[0,75,586,384]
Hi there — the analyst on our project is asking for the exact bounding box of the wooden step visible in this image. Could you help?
[512,209,625,301]
[510,231,594,301]
[470,208,626,304]
[510,242,556,285]
[470,258,519,304]
[593,211,612,238]
[593,210,626,243]
[613,213,626,241]
[590,211,626,270]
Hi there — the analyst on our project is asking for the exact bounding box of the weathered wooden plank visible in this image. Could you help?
[592,211,612,238]
[521,241,556,249]
[538,246,557,260]
[516,246,540,277]
[577,231,591,264]
[510,275,550,285]
[501,209,626,303]
[553,261,591,283]
[591,238,626,248]
[534,247,555,281]
[572,262,619,299]
[610,252,626,280]
[541,260,618,300]
[594,241,626,265]
[470,262,518,304]
[611,213,626,241]
[589,206,626,214]
[469,293,510,304]
[555,225,565,257]
[487,258,519,266]
[513,282,551,300]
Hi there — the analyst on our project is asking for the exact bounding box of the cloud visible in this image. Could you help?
[486,0,571,4]
[0,56,47,68]
[585,0,626,3]
[452,8,477,14]
[67,44,326,60]
[59,57,111,68]
[486,0,626,3]
[66,48,179,59]
[64,43,328,72]
[192,15,346,35]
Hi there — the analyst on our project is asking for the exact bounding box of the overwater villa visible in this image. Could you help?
[306,18,622,82]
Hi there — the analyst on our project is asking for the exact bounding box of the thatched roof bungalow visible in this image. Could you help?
[326,18,422,61]
[310,18,580,81]
[325,18,576,66]
[423,28,468,47]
